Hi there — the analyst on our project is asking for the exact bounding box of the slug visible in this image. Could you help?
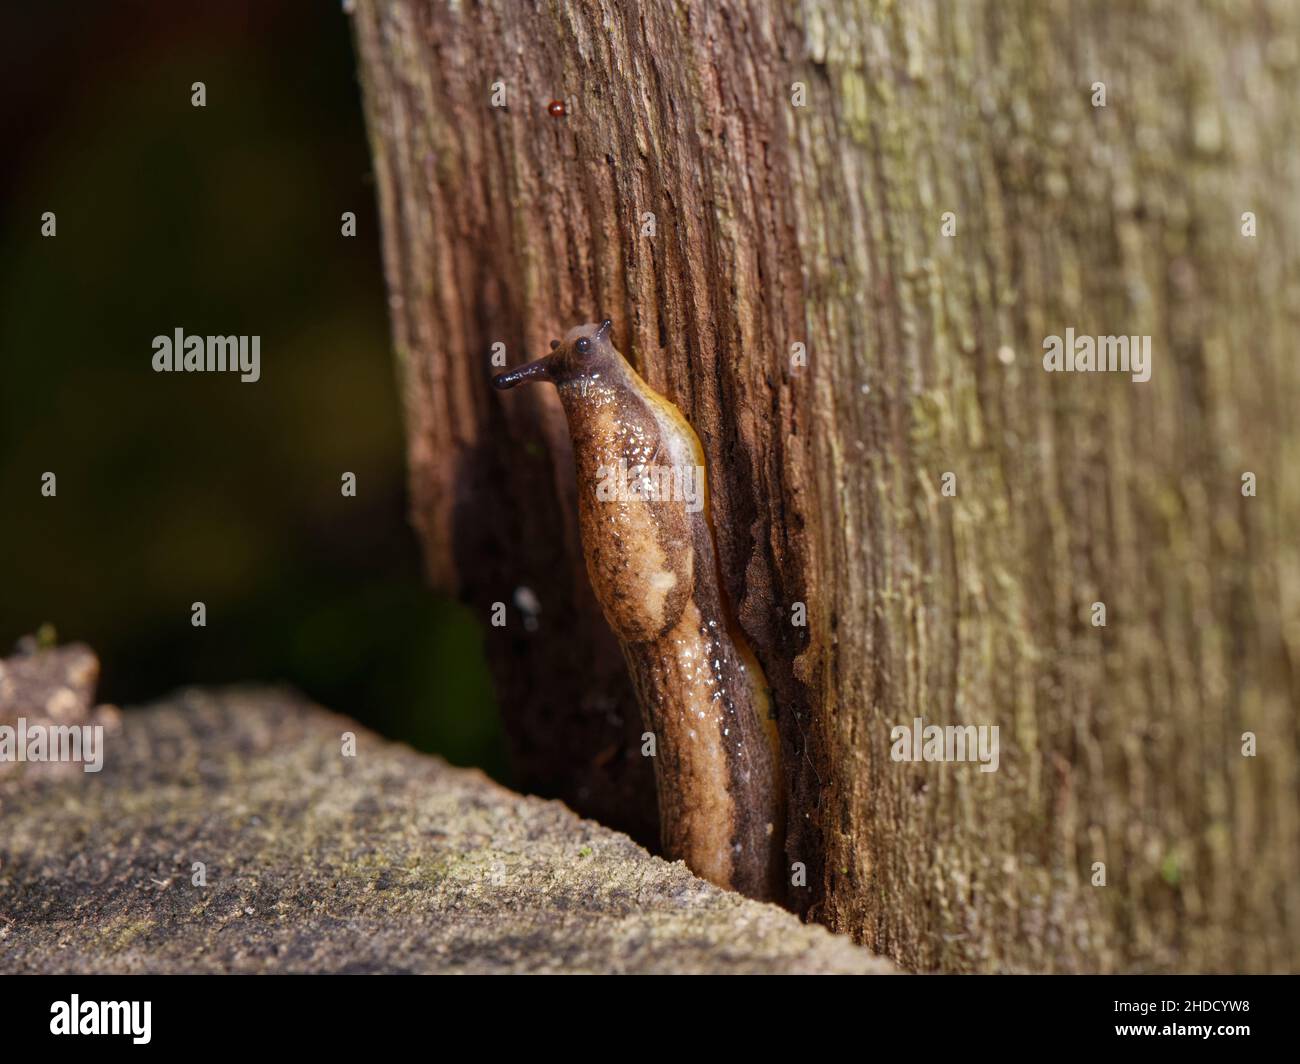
[493,320,784,901]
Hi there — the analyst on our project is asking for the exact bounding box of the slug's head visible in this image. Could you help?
[492,319,619,392]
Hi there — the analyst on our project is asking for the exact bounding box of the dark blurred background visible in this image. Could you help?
[0,1,507,778]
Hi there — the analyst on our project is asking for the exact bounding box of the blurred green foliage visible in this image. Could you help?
[0,2,507,778]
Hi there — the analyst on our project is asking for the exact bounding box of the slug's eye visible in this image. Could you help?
[550,339,560,350]
[575,337,590,354]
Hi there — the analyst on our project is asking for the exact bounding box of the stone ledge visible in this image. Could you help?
[0,685,893,974]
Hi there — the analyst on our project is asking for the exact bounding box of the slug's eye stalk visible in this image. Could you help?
[575,336,590,354]
[492,357,553,390]
[550,339,560,350]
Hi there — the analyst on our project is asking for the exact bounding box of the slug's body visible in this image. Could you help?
[494,321,784,900]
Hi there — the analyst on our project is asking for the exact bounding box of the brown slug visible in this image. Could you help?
[493,320,784,901]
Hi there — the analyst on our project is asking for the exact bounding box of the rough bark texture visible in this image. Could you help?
[352,0,1300,972]
[0,682,892,975]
